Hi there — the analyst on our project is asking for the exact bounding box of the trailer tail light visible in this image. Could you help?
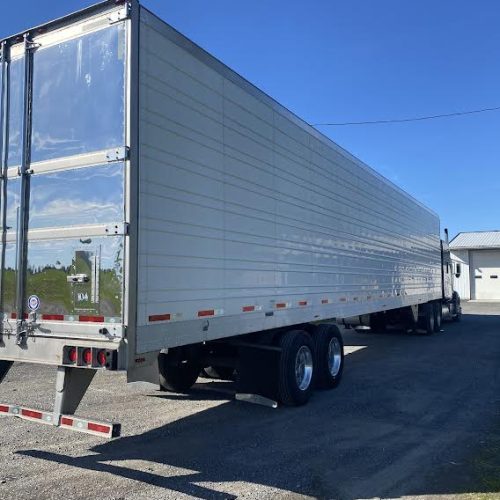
[62,346,117,370]
[68,347,77,363]
[97,350,107,367]
[82,349,92,365]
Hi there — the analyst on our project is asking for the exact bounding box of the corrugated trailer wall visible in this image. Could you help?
[135,8,441,353]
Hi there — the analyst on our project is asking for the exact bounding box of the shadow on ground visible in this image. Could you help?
[19,310,500,499]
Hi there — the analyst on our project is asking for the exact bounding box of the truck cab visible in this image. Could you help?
[441,233,462,321]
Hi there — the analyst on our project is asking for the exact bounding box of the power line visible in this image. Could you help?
[312,105,500,126]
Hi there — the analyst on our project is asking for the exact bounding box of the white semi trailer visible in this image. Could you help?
[0,0,461,438]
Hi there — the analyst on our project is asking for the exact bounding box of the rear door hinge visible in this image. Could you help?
[106,146,129,163]
[105,222,129,236]
[108,6,130,25]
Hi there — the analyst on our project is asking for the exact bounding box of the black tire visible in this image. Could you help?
[313,324,344,390]
[433,301,442,332]
[417,303,435,335]
[452,292,462,322]
[277,330,315,406]
[158,350,201,393]
[202,366,236,380]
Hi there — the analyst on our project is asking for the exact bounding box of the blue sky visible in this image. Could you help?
[1,0,499,238]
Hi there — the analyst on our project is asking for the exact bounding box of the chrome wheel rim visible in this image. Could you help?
[295,345,313,391]
[328,337,342,377]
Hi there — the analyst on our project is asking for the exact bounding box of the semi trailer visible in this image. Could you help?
[0,0,461,438]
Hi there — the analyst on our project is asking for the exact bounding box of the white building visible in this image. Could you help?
[450,231,500,300]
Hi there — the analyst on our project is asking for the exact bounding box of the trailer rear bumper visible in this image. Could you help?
[0,402,120,438]
[0,362,121,439]
[0,332,126,369]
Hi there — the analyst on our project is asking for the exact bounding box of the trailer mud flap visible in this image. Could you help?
[237,345,280,401]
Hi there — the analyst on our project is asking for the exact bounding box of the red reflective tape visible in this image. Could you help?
[61,417,73,426]
[0,405,9,413]
[242,305,255,312]
[10,313,28,319]
[276,303,287,309]
[21,409,43,419]
[149,313,171,322]
[198,310,214,317]
[42,314,64,321]
[298,301,307,306]
[321,299,329,304]
[79,315,105,323]
[87,422,111,434]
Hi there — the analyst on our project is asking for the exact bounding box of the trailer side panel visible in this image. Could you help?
[136,7,441,353]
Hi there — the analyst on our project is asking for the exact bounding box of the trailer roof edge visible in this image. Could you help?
[0,0,125,47]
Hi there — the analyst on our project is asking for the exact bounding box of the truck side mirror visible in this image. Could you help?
[455,263,461,278]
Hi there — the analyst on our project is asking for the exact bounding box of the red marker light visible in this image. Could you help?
[68,347,77,363]
[97,350,107,366]
[82,348,92,365]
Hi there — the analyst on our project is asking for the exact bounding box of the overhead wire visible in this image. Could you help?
[312,105,500,126]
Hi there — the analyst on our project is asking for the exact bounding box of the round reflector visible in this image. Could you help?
[82,348,92,365]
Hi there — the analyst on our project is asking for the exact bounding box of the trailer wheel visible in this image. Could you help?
[452,292,462,322]
[158,350,201,393]
[313,324,344,390]
[433,302,442,332]
[202,366,236,381]
[277,330,315,406]
[417,303,435,335]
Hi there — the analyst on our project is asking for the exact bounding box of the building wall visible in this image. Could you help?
[451,250,470,300]
[469,249,500,300]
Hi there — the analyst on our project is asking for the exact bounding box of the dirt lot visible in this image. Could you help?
[0,301,499,500]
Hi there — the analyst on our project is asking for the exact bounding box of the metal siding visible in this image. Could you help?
[136,8,442,353]
[450,231,500,250]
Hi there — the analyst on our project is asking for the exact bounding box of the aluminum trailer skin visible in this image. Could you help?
[0,0,461,438]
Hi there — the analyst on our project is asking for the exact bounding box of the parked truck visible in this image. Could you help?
[0,0,461,438]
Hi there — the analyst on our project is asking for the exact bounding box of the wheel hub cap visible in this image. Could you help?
[328,337,342,377]
[295,345,313,391]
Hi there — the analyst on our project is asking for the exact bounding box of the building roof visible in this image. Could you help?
[449,231,500,250]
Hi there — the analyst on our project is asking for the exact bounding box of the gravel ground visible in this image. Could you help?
[0,301,499,500]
